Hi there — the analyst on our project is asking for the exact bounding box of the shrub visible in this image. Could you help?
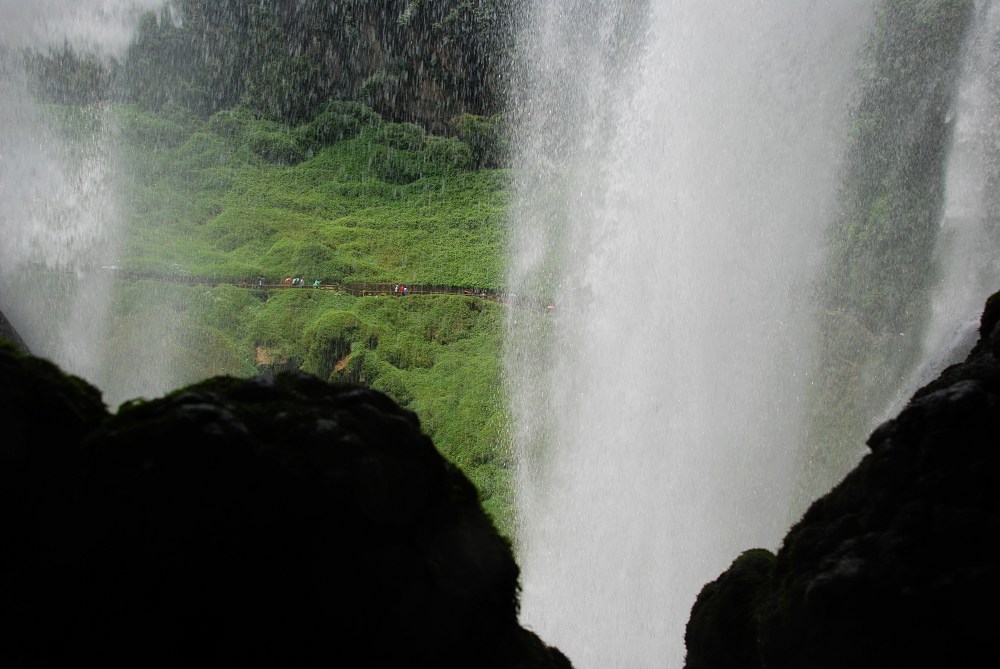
[117,105,194,149]
[301,310,373,380]
[367,122,426,151]
[302,100,383,148]
[247,129,305,164]
[208,106,258,138]
[425,136,473,170]
[454,113,510,168]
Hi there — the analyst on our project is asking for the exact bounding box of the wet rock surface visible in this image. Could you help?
[0,342,571,668]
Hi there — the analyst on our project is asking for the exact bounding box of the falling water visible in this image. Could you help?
[506,2,878,667]
[889,0,1000,410]
[0,0,168,408]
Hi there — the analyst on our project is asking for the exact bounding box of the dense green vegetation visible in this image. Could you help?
[15,0,521,537]
[62,96,519,536]
[27,0,522,138]
[116,100,509,286]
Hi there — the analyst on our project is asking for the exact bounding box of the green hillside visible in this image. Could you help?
[88,100,518,536]
[20,0,522,537]
[115,101,508,284]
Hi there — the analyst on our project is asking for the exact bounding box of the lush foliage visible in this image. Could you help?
[99,99,516,535]
[23,0,520,530]
[117,101,509,288]
[20,0,523,138]
[116,0,521,132]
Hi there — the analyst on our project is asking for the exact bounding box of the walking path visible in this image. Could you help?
[97,267,553,309]
[30,264,555,312]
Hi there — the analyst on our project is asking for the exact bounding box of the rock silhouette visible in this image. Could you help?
[0,309,28,355]
[7,289,998,668]
[0,342,571,669]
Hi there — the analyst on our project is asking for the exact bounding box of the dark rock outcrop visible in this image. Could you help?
[0,341,571,669]
[684,549,775,669]
[0,309,28,355]
[684,289,1000,669]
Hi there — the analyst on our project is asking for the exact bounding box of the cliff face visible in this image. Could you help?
[115,0,520,134]
[685,289,1000,669]
[0,342,570,668]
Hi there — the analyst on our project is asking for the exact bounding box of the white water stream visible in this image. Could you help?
[507,2,892,667]
[888,0,1000,411]
[0,1,169,408]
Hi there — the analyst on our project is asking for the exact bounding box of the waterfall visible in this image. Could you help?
[0,1,168,408]
[888,0,1000,411]
[506,2,880,667]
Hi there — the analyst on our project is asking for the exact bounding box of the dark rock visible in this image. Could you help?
[684,288,1000,669]
[0,309,29,355]
[684,549,775,669]
[0,343,571,669]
